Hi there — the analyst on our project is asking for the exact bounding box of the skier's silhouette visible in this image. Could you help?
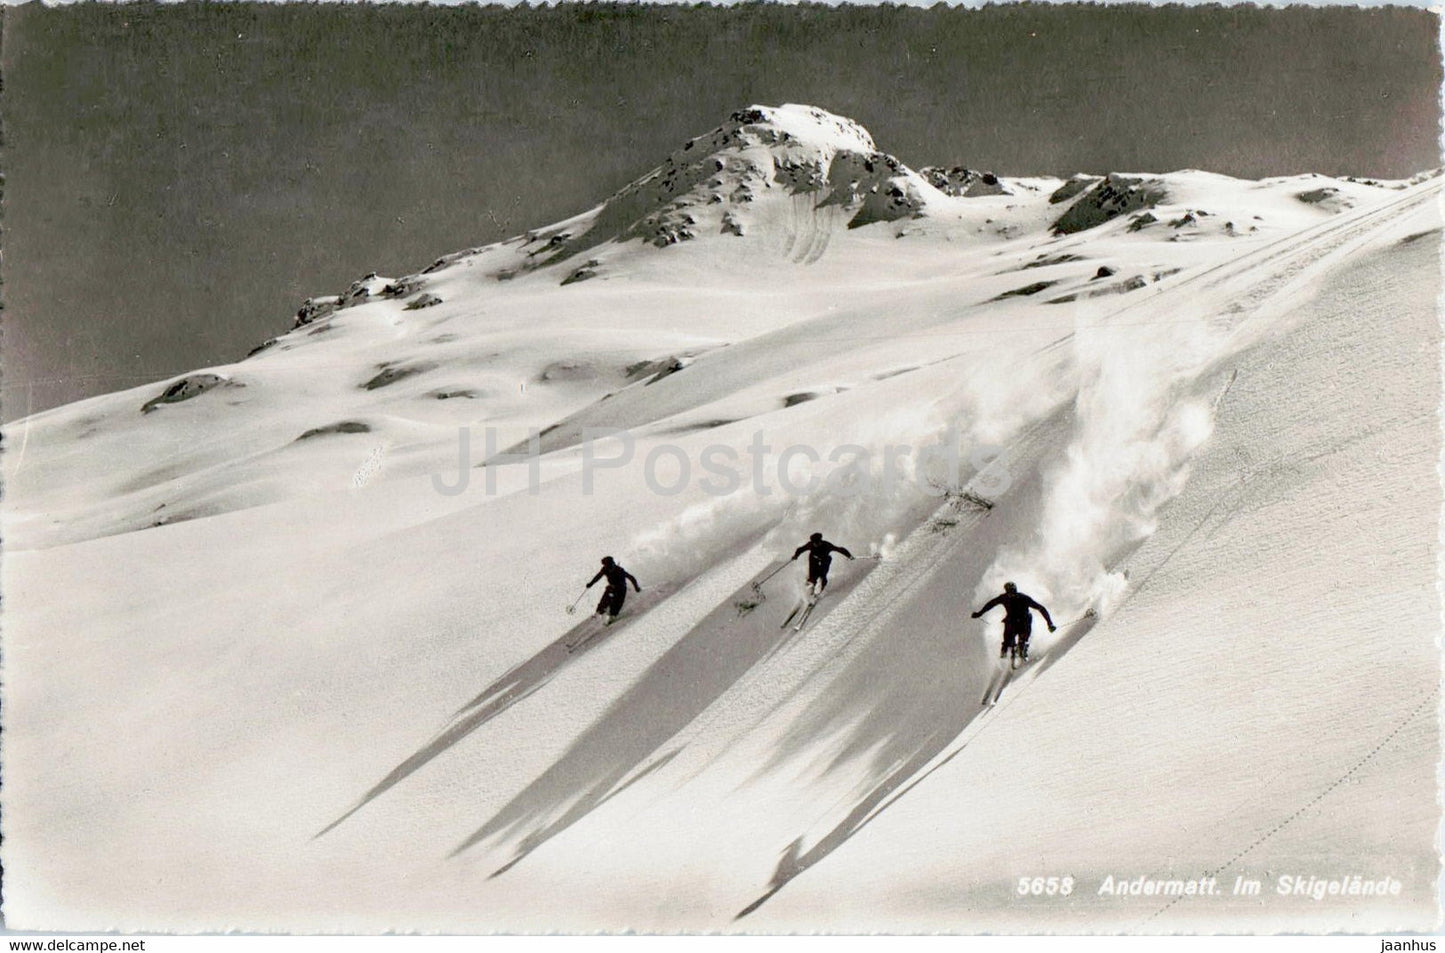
[972,581,1055,661]
[791,532,854,597]
[587,556,641,623]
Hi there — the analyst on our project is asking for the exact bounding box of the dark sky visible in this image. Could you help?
[3,2,1440,421]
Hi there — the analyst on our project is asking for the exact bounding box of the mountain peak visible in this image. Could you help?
[722,103,878,155]
[511,103,932,272]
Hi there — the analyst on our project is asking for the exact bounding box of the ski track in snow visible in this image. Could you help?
[1139,682,1439,927]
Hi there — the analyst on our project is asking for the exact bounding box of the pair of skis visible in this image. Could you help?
[976,609,1094,706]
[980,652,1029,706]
[766,554,879,632]
[780,591,824,633]
[565,614,620,653]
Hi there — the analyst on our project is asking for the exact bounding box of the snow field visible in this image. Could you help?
[3,104,1438,932]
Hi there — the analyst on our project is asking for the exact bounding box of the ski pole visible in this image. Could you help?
[1054,608,1097,629]
[565,588,588,615]
[751,561,790,594]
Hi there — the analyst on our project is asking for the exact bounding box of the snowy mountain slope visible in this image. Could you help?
[2,105,1439,932]
[745,202,1443,934]
[373,175,1441,934]
[5,106,1421,551]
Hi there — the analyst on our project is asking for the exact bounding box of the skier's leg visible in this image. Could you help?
[595,588,611,616]
[607,586,627,619]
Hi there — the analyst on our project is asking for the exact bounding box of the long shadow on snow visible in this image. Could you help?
[451,562,876,872]
[458,408,1071,874]
[732,370,1243,917]
[732,421,1096,918]
[736,614,1100,919]
[731,230,1382,913]
[315,590,674,839]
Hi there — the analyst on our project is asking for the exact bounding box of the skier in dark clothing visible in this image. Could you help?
[972,581,1055,661]
[587,556,641,623]
[791,532,854,597]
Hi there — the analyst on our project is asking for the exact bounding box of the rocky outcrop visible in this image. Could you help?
[919,166,1010,197]
[141,374,233,414]
[1052,174,1168,234]
[1049,174,1100,205]
[362,361,437,391]
[296,421,371,440]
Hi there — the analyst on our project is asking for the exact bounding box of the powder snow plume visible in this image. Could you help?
[626,359,1077,582]
[981,293,1252,624]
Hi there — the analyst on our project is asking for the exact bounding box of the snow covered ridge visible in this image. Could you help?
[271,105,1433,332]
[500,102,940,271]
[270,103,940,328]
[3,105,1437,555]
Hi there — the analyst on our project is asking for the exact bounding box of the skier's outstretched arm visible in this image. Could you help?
[792,545,808,560]
[834,545,854,560]
[971,594,1004,619]
[586,569,605,588]
[626,571,641,592]
[1031,598,1056,630]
